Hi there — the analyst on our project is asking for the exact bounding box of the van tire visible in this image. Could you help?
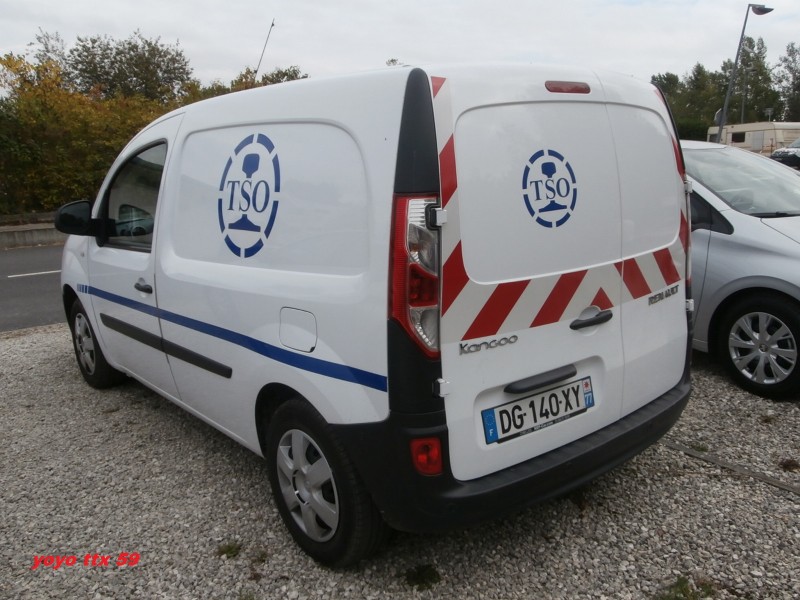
[716,295,800,398]
[265,398,389,567]
[69,300,126,389]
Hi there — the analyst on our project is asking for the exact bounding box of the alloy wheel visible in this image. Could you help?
[728,311,797,385]
[275,428,339,543]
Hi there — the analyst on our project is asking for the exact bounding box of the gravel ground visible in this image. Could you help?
[1,324,798,599]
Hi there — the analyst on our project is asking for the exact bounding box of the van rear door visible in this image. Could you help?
[430,66,688,481]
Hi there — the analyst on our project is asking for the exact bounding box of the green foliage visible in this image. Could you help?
[260,65,308,86]
[656,575,717,599]
[0,53,164,214]
[228,65,308,93]
[181,65,307,104]
[674,118,710,141]
[776,43,800,121]
[728,37,783,123]
[216,541,242,559]
[34,29,195,104]
[652,36,789,129]
[651,72,681,99]
[0,32,307,216]
[401,564,442,591]
[2,28,798,218]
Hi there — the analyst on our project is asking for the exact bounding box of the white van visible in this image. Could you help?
[56,64,692,567]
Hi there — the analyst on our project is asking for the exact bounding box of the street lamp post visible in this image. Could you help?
[717,4,773,143]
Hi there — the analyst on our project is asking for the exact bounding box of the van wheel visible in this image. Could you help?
[716,296,800,398]
[265,398,389,567]
[69,300,125,389]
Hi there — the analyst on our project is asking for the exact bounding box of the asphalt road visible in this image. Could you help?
[0,244,64,331]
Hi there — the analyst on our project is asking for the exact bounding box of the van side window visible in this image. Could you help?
[104,143,167,251]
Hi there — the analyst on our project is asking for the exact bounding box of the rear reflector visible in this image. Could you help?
[545,81,591,94]
[410,437,443,476]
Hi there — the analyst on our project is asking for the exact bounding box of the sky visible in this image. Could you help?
[1,0,798,87]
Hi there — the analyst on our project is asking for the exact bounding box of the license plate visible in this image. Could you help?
[481,377,595,444]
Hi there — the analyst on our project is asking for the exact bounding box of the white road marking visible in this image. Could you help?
[7,270,61,278]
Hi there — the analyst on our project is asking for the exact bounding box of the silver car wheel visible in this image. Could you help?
[728,311,797,385]
[73,312,97,375]
[275,428,339,543]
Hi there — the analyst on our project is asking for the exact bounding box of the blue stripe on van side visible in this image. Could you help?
[88,286,161,317]
[81,285,388,392]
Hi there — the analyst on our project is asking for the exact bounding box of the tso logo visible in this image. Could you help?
[218,134,281,258]
[522,149,577,228]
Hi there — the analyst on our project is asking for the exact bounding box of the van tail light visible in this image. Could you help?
[391,195,440,358]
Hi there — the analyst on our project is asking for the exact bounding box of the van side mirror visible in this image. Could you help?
[55,201,102,236]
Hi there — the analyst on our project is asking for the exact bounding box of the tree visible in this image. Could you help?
[680,63,724,124]
[723,37,781,124]
[651,72,703,139]
[31,29,68,73]
[260,65,307,85]
[186,65,308,100]
[2,31,309,215]
[0,53,163,213]
[181,78,231,104]
[65,31,193,103]
[776,42,800,121]
[28,30,194,104]
[651,72,681,102]
[648,36,800,139]
[229,65,307,91]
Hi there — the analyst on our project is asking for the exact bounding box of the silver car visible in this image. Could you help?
[770,137,800,168]
[683,140,800,398]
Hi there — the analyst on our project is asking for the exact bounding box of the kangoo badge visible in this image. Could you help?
[522,149,577,228]
[218,134,281,258]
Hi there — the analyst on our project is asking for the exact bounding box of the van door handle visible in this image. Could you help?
[570,309,612,330]
[134,279,153,294]
[504,364,577,395]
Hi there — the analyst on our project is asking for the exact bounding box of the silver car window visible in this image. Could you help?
[684,147,800,216]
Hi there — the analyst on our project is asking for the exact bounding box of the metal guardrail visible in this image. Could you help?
[0,220,65,249]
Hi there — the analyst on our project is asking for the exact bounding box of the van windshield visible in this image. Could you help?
[684,146,800,216]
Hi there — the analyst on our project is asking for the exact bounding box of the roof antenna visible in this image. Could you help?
[254,19,276,84]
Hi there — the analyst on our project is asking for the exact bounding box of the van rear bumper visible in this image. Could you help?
[333,370,690,533]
